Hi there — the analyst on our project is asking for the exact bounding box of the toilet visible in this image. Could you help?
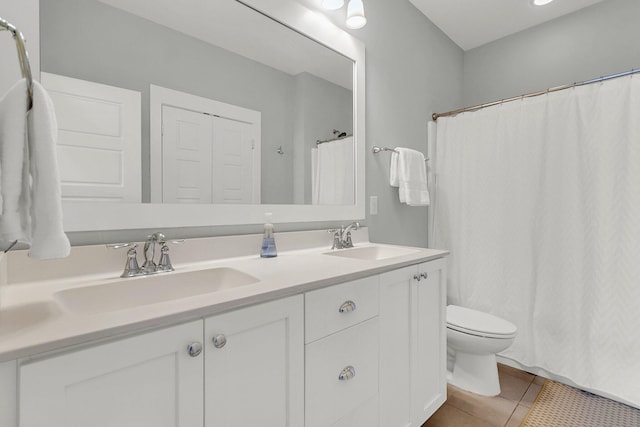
[446,305,517,396]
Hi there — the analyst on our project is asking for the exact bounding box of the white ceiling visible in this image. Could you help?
[409,0,607,51]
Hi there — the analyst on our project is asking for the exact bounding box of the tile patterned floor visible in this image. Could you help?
[423,364,545,427]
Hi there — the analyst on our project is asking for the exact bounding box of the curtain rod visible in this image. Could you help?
[432,68,640,121]
[316,134,353,145]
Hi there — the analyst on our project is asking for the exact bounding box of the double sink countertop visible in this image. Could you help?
[0,228,448,362]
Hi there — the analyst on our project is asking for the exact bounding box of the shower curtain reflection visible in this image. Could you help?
[312,136,355,205]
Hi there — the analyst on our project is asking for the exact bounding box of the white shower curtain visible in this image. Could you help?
[312,136,354,205]
[433,75,640,407]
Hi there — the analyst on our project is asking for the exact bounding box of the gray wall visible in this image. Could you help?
[359,0,463,247]
[463,0,640,106]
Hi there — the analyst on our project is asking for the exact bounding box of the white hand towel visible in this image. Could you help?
[0,79,70,259]
[0,80,30,243]
[27,81,70,259]
[390,147,430,206]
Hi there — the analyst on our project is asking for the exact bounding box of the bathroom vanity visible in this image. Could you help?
[0,229,447,427]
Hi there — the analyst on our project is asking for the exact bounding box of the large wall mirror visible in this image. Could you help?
[38,0,365,231]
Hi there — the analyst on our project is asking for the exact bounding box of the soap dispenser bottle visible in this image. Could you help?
[260,213,278,258]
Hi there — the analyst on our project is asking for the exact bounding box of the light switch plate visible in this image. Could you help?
[370,196,378,215]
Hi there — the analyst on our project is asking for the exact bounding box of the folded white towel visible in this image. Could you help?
[0,79,70,259]
[390,147,430,206]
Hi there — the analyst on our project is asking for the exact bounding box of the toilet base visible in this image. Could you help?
[448,352,501,396]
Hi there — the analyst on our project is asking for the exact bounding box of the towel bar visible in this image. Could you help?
[372,146,429,161]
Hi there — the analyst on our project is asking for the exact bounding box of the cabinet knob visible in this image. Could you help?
[339,300,357,313]
[338,366,356,381]
[421,272,428,280]
[187,342,202,357]
[212,334,227,349]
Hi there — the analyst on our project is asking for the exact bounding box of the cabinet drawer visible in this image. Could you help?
[305,318,379,427]
[305,276,379,343]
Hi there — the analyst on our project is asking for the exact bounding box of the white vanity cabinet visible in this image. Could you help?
[203,295,304,427]
[17,295,304,427]
[305,276,381,427]
[11,253,447,427]
[379,258,447,427]
[19,320,204,427]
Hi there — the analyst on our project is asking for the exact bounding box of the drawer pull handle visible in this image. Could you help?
[339,300,357,313]
[338,366,356,381]
[212,334,227,349]
[187,342,203,357]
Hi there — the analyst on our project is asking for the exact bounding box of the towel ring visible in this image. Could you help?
[0,16,34,109]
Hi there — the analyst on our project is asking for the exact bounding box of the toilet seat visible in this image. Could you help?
[447,305,517,339]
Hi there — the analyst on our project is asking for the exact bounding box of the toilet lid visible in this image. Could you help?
[447,305,517,338]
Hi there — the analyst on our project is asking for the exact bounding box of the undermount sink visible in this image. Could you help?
[55,267,259,315]
[324,245,419,261]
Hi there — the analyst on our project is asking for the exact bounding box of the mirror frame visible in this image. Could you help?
[53,0,365,231]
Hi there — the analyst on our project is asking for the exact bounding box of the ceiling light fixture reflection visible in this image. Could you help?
[346,0,367,29]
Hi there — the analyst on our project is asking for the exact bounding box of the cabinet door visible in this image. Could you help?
[379,265,415,427]
[0,361,17,427]
[412,259,447,424]
[379,258,447,427]
[19,320,204,427]
[204,295,304,427]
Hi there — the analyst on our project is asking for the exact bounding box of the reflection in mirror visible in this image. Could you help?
[40,0,355,206]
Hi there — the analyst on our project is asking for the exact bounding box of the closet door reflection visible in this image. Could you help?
[211,116,258,204]
[161,107,259,204]
[161,106,213,204]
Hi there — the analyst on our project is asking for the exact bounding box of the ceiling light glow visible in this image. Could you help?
[322,0,344,10]
[532,0,554,6]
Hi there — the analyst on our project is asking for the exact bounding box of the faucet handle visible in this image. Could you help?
[328,229,343,250]
[157,239,185,272]
[158,237,185,245]
[107,243,140,278]
[344,232,354,248]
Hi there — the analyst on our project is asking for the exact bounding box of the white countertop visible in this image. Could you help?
[0,229,448,362]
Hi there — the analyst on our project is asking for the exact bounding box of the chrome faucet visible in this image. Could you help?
[142,232,163,273]
[329,222,360,250]
[108,232,184,278]
[341,222,359,248]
